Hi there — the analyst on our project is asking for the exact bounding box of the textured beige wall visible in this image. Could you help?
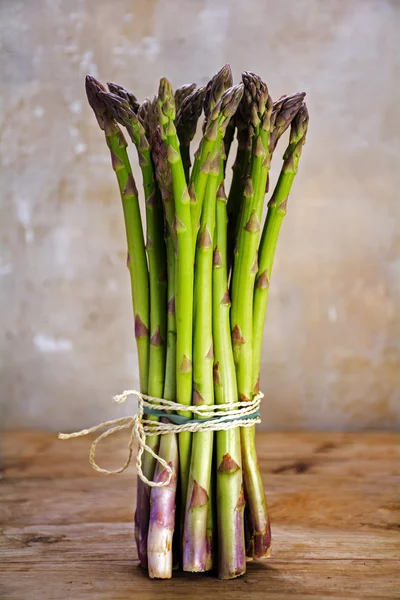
[1,0,399,431]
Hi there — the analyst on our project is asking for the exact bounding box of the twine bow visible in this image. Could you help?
[59,390,263,488]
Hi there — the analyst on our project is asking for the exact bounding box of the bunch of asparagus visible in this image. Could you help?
[85,65,308,580]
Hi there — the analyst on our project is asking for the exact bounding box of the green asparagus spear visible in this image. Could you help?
[147,127,179,579]
[85,76,151,567]
[157,77,193,506]
[252,103,309,392]
[100,92,167,401]
[230,72,273,559]
[182,149,220,573]
[213,177,246,579]
[85,76,149,394]
[100,89,167,568]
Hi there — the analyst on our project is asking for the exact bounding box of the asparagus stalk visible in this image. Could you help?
[85,76,149,394]
[101,90,167,568]
[182,150,219,573]
[190,82,243,257]
[101,93,167,397]
[230,72,273,559]
[146,128,179,579]
[176,86,206,181]
[157,77,193,506]
[175,82,197,112]
[86,77,152,568]
[252,103,309,393]
[213,178,246,579]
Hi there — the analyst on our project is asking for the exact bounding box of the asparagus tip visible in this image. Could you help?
[203,64,234,123]
[85,74,108,129]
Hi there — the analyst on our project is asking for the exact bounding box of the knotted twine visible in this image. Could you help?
[59,390,263,488]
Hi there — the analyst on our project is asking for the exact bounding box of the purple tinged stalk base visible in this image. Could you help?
[147,424,179,579]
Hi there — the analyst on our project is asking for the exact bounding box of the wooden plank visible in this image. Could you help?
[1,560,398,600]
[1,430,399,599]
[1,523,399,562]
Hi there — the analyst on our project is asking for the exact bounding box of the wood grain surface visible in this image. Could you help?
[1,430,399,599]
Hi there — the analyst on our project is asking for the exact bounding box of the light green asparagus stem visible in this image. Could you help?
[101,91,167,401]
[157,77,193,505]
[230,72,273,559]
[85,76,150,393]
[213,179,246,579]
[231,72,272,402]
[86,77,152,569]
[176,86,206,181]
[183,150,219,573]
[252,103,309,392]
[147,128,179,579]
[164,234,177,401]
[101,90,167,569]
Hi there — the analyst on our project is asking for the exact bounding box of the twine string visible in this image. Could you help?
[59,390,263,488]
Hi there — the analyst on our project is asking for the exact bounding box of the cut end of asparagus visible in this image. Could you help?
[247,519,272,559]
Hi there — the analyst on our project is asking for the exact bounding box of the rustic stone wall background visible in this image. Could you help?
[1,0,399,431]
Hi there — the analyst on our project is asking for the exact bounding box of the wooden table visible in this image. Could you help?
[1,431,399,599]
